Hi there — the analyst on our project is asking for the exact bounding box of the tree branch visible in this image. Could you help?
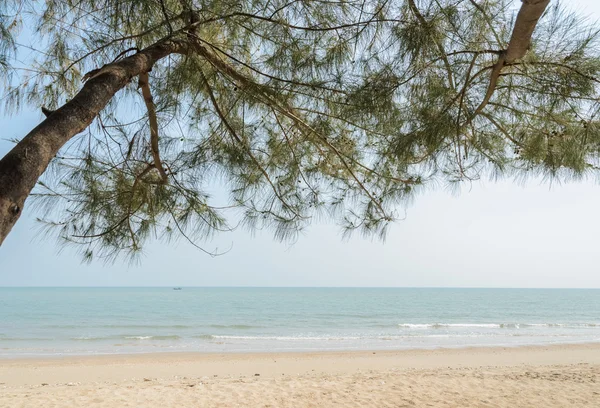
[0,38,190,245]
[464,0,550,126]
[138,71,169,183]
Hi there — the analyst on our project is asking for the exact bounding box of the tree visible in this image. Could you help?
[0,0,598,261]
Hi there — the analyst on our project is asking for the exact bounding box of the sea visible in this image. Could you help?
[0,287,599,357]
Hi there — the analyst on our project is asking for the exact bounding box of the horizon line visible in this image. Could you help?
[1,286,599,289]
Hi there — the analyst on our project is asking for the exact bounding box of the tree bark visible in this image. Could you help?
[0,39,189,245]
[139,72,169,183]
[468,0,550,123]
[505,0,550,64]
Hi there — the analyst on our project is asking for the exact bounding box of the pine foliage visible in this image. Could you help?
[1,0,599,261]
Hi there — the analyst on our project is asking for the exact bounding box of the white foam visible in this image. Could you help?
[397,323,600,329]
[398,323,499,329]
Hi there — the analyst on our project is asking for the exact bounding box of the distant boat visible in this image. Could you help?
[173,287,182,291]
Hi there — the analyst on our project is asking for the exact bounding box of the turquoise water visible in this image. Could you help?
[0,287,599,357]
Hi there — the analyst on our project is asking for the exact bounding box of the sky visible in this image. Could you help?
[1,0,600,288]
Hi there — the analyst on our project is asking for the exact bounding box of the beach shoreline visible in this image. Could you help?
[2,343,599,407]
[2,342,599,385]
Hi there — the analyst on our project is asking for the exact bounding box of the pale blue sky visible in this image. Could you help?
[1,0,600,287]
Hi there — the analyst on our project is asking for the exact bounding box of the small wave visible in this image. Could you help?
[72,336,104,341]
[208,324,263,330]
[397,324,431,329]
[211,335,365,341]
[123,335,181,341]
[49,324,192,329]
[72,335,129,341]
[107,324,191,329]
[499,324,522,328]
[398,323,600,329]
[72,335,181,341]
[193,334,216,340]
[397,323,498,329]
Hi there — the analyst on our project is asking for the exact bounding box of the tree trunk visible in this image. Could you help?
[0,39,189,245]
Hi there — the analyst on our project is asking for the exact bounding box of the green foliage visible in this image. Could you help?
[0,1,18,77]
[2,0,600,261]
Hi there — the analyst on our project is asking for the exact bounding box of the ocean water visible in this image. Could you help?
[0,287,599,357]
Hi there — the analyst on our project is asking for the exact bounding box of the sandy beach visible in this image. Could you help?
[0,343,599,407]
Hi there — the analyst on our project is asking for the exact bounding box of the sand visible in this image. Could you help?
[1,343,599,407]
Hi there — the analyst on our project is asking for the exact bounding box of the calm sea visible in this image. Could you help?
[0,287,598,357]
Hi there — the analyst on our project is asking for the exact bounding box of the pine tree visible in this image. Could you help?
[0,0,598,261]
